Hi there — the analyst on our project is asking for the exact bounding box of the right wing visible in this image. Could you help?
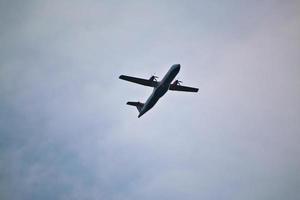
[119,75,158,87]
[169,84,199,92]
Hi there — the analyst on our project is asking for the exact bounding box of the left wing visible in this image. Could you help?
[169,84,199,92]
[119,75,158,87]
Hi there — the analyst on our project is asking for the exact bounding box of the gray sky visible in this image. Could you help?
[1,0,300,199]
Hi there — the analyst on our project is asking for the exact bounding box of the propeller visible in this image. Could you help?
[174,80,182,85]
[150,75,158,81]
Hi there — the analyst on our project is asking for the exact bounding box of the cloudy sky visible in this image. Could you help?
[1,0,300,199]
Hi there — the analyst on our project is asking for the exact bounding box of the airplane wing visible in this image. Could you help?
[169,84,199,92]
[119,75,158,87]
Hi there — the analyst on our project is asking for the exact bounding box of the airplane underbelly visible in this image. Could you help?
[141,82,170,115]
[156,85,168,97]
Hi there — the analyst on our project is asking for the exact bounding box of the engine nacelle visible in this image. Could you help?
[172,80,182,85]
[149,75,158,82]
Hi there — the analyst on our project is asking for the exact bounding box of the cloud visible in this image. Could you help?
[1,1,300,200]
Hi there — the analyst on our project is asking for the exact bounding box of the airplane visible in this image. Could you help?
[119,64,198,118]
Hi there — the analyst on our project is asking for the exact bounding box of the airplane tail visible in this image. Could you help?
[127,101,144,113]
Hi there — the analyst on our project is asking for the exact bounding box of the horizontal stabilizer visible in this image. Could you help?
[127,101,144,112]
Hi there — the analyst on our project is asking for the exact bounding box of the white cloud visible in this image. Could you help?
[1,1,299,200]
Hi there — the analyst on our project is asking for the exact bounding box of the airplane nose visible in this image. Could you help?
[173,64,181,70]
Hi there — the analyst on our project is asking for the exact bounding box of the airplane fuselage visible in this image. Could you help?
[138,64,181,117]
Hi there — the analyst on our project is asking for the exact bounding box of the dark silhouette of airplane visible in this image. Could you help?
[119,64,198,118]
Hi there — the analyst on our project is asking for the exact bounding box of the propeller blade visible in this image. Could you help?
[150,75,159,81]
[174,80,182,85]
